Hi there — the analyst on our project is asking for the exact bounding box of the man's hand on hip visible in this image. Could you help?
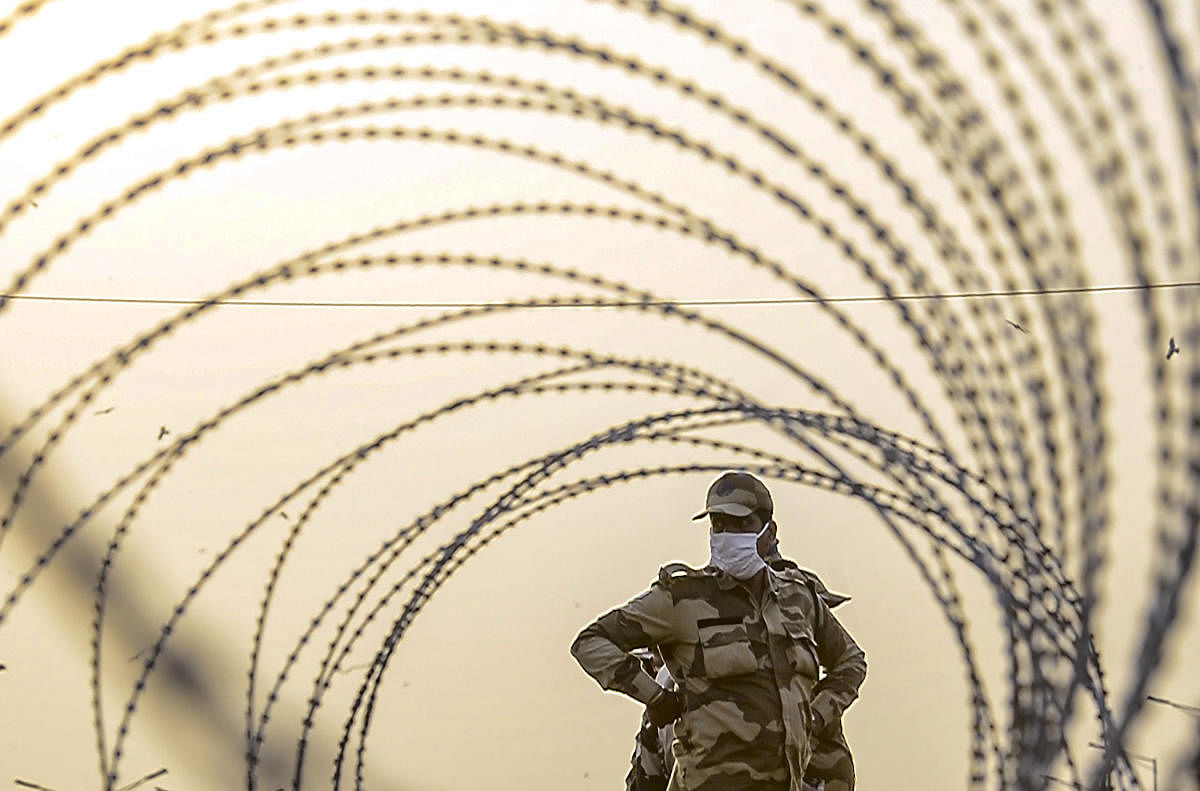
[646,688,685,727]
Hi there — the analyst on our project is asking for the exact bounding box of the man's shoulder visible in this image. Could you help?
[655,561,717,587]
[768,560,811,584]
[770,564,852,608]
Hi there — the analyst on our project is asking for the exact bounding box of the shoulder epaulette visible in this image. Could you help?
[770,564,852,608]
[796,568,852,609]
[769,563,808,583]
[657,562,708,586]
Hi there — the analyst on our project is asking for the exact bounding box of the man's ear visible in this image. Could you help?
[757,519,778,555]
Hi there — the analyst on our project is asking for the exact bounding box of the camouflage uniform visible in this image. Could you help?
[625,657,675,791]
[572,559,866,791]
[624,555,860,791]
[772,555,858,791]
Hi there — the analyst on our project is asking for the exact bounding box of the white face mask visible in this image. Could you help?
[709,521,771,579]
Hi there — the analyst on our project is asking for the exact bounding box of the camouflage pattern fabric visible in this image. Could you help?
[626,660,675,791]
[625,558,860,791]
[626,718,670,791]
[803,719,855,791]
[571,562,866,791]
[770,554,858,791]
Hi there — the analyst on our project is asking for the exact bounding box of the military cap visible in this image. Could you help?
[691,470,773,520]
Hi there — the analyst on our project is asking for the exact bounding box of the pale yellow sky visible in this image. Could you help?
[0,1,1198,789]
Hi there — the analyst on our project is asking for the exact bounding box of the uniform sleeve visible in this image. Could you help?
[570,584,676,704]
[810,591,867,728]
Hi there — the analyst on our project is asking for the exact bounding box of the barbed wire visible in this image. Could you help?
[0,1,1195,789]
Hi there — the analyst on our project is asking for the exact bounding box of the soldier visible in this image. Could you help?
[572,471,866,791]
[624,548,860,791]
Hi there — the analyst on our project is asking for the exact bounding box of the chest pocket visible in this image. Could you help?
[782,620,820,679]
[697,616,757,678]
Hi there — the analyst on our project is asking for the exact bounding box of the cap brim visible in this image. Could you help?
[691,503,754,520]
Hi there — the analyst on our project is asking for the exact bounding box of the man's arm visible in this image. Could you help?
[570,584,675,705]
[809,591,867,730]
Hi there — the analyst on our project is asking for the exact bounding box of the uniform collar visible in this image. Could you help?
[704,564,740,590]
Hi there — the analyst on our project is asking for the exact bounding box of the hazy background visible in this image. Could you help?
[0,0,1197,789]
